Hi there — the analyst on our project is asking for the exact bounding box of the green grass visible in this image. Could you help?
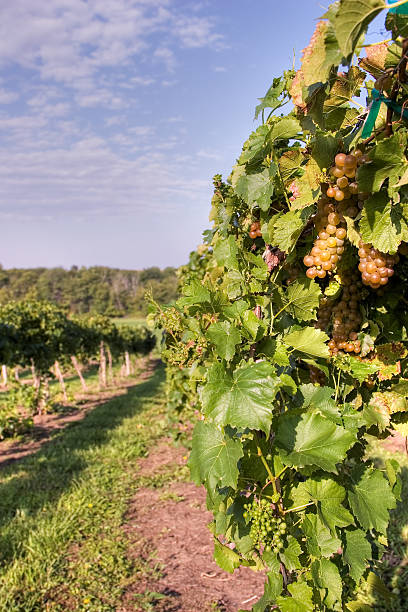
[355,440,408,611]
[0,362,185,611]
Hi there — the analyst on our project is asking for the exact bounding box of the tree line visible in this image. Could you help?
[0,265,178,316]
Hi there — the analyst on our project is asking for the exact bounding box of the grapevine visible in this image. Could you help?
[155,1,408,610]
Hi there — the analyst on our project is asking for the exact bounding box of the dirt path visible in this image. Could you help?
[0,358,157,468]
[121,440,266,612]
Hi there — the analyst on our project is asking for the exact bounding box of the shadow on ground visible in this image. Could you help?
[0,362,165,564]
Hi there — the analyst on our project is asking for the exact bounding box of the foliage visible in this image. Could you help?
[0,300,155,420]
[155,2,408,609]
[0,265,178,316]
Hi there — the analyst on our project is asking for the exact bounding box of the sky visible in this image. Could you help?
[0,0,389,270]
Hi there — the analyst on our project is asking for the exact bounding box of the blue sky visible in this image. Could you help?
[0,0,389,270]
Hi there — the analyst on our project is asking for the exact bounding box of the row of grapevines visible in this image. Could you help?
[0,300,155,415]
[156,1,408,610]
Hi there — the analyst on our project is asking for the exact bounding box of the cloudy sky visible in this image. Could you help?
[0,1,387,270]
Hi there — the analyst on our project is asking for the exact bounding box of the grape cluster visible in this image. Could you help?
[243,498,286,553]
[314,297,335,332]
[326,152,368,202]
[358,242,397,290]
[289,180,300,204]
[303,200,346,279]
[328,271,363,355]
[249,221,262,239]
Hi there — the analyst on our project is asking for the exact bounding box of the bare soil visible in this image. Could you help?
[121,441,266,612]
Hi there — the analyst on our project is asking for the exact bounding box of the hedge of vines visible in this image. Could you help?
[154,1,408,610]
[0,300,155,426]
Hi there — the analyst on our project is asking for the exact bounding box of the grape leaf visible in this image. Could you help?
[235,167,275,211]
[357,132,408,193]
[273,211,305,252]
[344,529,372,583]
[329,0,385,58]
[334,354,380,383]
[213,539,241,573]
[284,327,330,359]
[269,117,301,143]
[311,558,342,609]
[301,21,343,87]
[201,361,282,433]
[254,77,286,120]
[276,413,356,473]
[312,131,341,170]
[276,582,314,612]
[279,535,302,571]
[213,236,239,270]
[189,421,243,489]
[302,514,341,558]
[239,125,270,165]
[296,477,354,532]
[281,278,321,322]
[359,192,407,254]
[253,570,283,611]
[206,321,241,361]
[177,280,211,308]
[348,466,396,534]
[279,149,304,182]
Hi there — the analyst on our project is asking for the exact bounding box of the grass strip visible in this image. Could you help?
[0,363,177,611]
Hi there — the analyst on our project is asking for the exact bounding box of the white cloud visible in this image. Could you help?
[214,66,227,73]
[153,46,176,72]
[0,1,224,99]
[0,88,18,104]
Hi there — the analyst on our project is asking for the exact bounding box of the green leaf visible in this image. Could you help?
[276,413,356,473]
[239,125,270,165]
[213,539,241,573]
[344,529,371,583]
[177,280,211,308]
[301,21,343,87]
[348,466,396,534]
[206,321,241,361]
[235,167,275,211]
[357,132,408,193]
[269,116,301,143]
[302,514,341,558]
[330,0,385,58]
[189,421,243,489]
[312,132,340,170]
[276,582,314,612]
[305,478,354,531]
[281,279,321,322]
[241,309,266,341]
[284,327,330,359]
[253,568,283,611]
[273,211,305,252]
[334,354,380,383]
[359,192,407,254]
[311,558,342,609]
[201,361,282,433]
[279,535,302,571]
[213,236,239,270]
[257,337,290,366]
[254,77,286,120]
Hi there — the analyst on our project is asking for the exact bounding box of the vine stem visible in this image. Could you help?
[284,502,314,514]
[386,0,408,8]
[362,38,392,47]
